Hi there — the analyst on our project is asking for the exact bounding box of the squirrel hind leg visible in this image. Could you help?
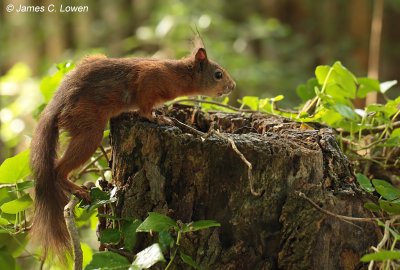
[55,128,104,200]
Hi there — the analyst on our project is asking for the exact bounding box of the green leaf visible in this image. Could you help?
[81,243,93,269]
[386,128,400,146]
[355,173,374,193]
[379,199,400,214]
[182,220,221,233]
[380,80,397,94]
[0,150,30,183]
[238,96,259,110]
[385,137,400,147]
[130,243,165,270]
[363,202,380,212]
[320,109,343,126]
[16,180,34,191]
[391,128,400,138]
[99,228,121,244]
[361,250,400,262]
[271,95,284,102]
[136,212,177,233]
[90,187,109,201]
[315,65,331,85]
[259,98,272,113]
[85,251,130,270]
[0,194,33,214]
[158,231,174,252]
[103,129,110,139]
[0,218,9,225]
[84,187,116,210]
[357,77,380,98]
[180,251,202,270]
[122,219,141,252]
[332,61,357,98]
[0,63,31,82]
[296,78,318,101]
[40,62,75,103]
[333,104,359,121]
[372,179,400,201]
[0,251,16,270]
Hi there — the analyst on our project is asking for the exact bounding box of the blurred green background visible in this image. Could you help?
[1,0,400,161]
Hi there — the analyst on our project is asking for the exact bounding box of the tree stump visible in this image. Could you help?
[109,106,378,270]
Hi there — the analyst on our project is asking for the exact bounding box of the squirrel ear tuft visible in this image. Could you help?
[195,48,208,61]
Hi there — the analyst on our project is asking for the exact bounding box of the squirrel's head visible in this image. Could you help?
[191,48,236,97]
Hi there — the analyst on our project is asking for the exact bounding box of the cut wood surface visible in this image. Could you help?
[110,105,378,270]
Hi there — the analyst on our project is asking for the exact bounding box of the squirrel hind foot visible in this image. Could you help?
[61,180,91,202]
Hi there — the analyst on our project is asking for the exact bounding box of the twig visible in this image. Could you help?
[338,121,400,136]
[170,98,256,113]
[0,183,17,189]
[64,196,83,270]
[297,191,381,223]
[369,217,396,270]
[80,168,111,175]
[213,131,263,196]
[75,151,109,179]
[99,145,110,165]
[170,117,205,137]
[39,259,45,270]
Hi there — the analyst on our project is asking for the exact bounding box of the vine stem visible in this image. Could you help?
[64,196,82,270]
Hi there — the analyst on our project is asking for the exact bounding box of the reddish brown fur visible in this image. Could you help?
[30,48,235,260]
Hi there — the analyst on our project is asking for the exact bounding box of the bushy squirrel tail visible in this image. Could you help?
[30,106,70,259]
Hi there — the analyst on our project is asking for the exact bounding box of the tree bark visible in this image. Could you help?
[110,106,379,270]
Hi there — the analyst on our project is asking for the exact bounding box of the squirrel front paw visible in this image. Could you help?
[72,186,90,203]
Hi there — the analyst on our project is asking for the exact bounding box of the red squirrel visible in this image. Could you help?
[30,47,235,258]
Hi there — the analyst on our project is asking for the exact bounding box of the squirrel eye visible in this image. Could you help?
[214,70,223,80]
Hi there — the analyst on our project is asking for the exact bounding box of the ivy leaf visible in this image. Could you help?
[158,231,174,252]
[0,251,16,270]
[122,219,141,252]
[379,199,400,214]
[363,202,380,212]
[99,228,121,245]
[85,252,130,270]
[380,80,397,94]
[372,179,400,201]
[0,194,33,214]
[130,243,165,270]
[84,187,116,210]
[136,212,177,233]
[182,220,221,233]
[361,250,400,262]
[180,251,202,270]
[355,173,374,193]
[0,149,30,183]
